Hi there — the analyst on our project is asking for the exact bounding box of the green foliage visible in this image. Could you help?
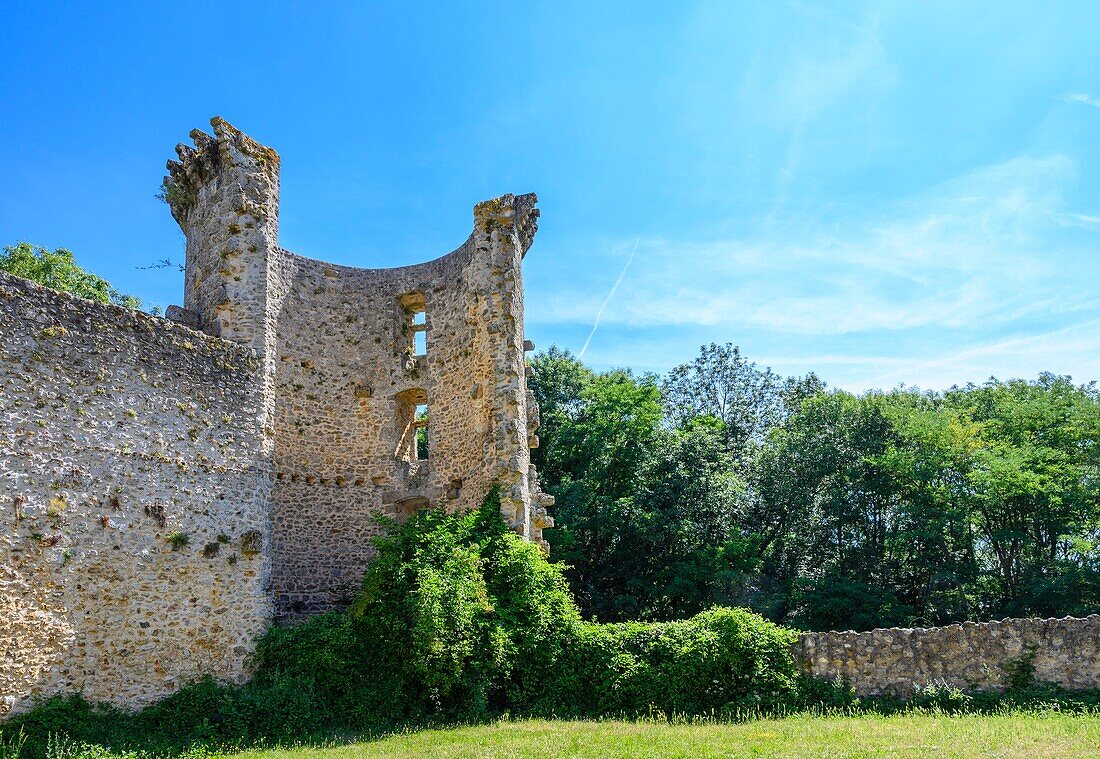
[3,495,805,757]
[747,376,1100,630]
[1,243,140,309]
[165,532,189,551]
[535,348,787,621]
[155,178,194,212]
[546,607,799,718]
[249,496,800,728]
[2,697,126,759]
[533,340,1100,631]
[663,342,789,455]
[0,730,25,759]
[251,492,585,726]
[532,345,831,623]
[528,346,594,479]
[1004,648,1039,691]
[550,420,757,622]
[414,407,429,460]
[550,370,664,502]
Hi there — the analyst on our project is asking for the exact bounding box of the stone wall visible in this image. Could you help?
[5,116,1100,719]
[0,116,555,717]
[165,118,552,618]
[796,615,1100,696]
[0,271,272,716]
[267,232,527,616]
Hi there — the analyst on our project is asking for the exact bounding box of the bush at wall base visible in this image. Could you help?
[5,494,1099,758]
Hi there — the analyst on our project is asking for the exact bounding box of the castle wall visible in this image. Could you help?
[796,615,1100,696]
[165,118,550,619]
[0,117,554,715]
[4,116,1100,718]
[268,247,479,613]
[0,272,272,717]
[267,194,543,616]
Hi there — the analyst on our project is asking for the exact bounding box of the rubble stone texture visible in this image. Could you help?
[1,116,553,715]
[164,118,552,617]
[0,271,272,716]
[796,615,1100,696]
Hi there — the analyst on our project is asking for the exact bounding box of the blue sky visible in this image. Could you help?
[2,1,1098,392]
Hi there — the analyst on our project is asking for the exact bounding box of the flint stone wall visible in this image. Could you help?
[796,615,1100,696]
[0,271,272,717]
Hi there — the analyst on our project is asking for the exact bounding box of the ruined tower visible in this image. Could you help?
[164,117,553,617]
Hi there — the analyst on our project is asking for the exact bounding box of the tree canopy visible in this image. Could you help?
[1,242,140,309]
[534,344,1100,630]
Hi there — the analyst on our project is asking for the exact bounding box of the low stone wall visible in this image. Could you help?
[796,615,1100,696]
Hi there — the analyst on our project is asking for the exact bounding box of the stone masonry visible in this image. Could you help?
[0,116,553,714]
[0,271,272,716]
[164,117,553,617]
[797,615,1100,696]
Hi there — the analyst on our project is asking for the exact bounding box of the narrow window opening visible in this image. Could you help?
[395,388,429,463]
[415,403,429,460]
[398,292,427,358]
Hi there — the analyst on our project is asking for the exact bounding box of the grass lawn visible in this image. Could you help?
[231,713,1100,759]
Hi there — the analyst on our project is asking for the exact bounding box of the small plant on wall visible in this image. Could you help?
[166,532,190,551]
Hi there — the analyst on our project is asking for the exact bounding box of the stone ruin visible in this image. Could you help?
[5,117,1096,718]
[0,117,552,714]
[163,117,554,618]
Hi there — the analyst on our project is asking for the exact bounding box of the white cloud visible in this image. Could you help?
[1058,212,1100,228]
[527,152,1100,391]
[851,319,1100,392]
[1060,92,1100,108]
[534,154,1089,336]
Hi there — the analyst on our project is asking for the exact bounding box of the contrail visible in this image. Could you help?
[578,238,638,360]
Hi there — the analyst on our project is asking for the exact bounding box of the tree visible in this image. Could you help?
[748,391,916,629]
[663,343,791,457]
[533,360,665,619]
[551,370,664,502]
[532,339,1100,630]
[532,350,763,622]
[942,375,1100,617]
[622,419,757,620]
[528,347,594,479]
[1,242,140,309]
[749,377,1100,630]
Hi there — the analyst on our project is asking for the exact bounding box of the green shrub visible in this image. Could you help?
[1,698,125,759]
[165,532,189,551]
[0,729,25,759]
[253,491,584,726]
[249,612,360,730]
[352,506,505,721]
[790,673,857,710]
[26,489,1088,757]
[543,607,799,718]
